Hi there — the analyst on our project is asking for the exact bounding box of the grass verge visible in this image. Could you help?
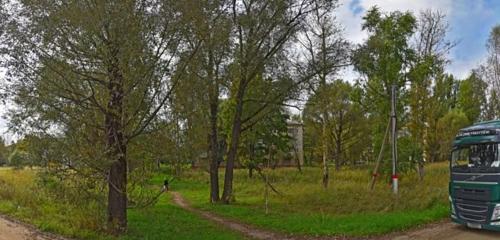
[164,162,450,237]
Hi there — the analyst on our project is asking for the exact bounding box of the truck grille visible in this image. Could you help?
[455,201,490,223]
[454,187,491,201]
[456,202,488,213]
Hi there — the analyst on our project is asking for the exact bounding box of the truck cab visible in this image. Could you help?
[450,120,500,230]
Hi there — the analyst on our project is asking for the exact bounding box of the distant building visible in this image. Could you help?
[283,121,304,167]
[194,121,304,168]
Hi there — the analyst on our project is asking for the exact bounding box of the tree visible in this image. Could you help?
[478,25,500,119]
[485,89,500,120]
[303,81,367,172]
[2,0,189,233]
[436,109,469,161]
[0,137,8,166]
[457,72,487,123]
[230,75,292,177]
[221,0,319,203]
[177,0,232,203]
[413,10,455,62]
[0,0,5,37]
[352,7,417,172]
[239,108,290,177]
[8,148,28,169]
[424,73,458,163]
[299,0,350,188]
[408,9,455,177]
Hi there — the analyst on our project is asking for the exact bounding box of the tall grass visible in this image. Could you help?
[0,167,109,239]
[172,162,450,236]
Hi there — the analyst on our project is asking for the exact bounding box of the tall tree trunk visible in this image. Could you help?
[207,51,221,203]
[294,145,302,173]
[335,139,341,171]
[248,143,255,178]
[106,53,127,234]
[222,85,245,203]
[335,116,343,171]
[209,98,220,203]
[417,160,425,181]
[322,121,329,188]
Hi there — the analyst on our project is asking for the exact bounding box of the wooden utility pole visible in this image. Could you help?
[391,85,398,195]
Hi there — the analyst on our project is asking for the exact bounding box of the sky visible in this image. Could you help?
[336,0,500,81]
[1,0,500,143]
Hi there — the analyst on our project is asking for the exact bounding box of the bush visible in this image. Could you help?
[8,149,29,169]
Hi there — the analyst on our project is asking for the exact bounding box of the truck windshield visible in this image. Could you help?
[451,143,500,172]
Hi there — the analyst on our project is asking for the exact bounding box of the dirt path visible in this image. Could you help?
[171,192,500,240]
[171,192,304,240]
[390,221,500,240]
[0,214,67,240]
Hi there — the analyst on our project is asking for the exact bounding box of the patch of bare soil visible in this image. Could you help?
[388,220,500,240]
[0,214,69,240]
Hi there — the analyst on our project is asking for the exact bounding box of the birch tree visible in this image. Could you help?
[298,0,349,188]
[479,25,500,119]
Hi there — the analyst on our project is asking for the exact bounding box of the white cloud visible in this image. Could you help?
[447,55,486,80]
[336,1,366,44]
[335,0,492,83]
[355,0,452,15]
[337,0,453,45]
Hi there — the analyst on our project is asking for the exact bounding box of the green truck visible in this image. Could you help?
[450,120,500,230]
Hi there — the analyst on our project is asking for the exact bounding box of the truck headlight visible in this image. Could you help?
[491,204,500,221]
[449,196,456,215]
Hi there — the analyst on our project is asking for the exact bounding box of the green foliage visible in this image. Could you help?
[8,149,28,169]
[424,74,459,162]
[436,109,469,161]
[239,76,293,170]
[353,6,416,105]
[397,135,423,173]
[0,137,7,166]
[407,55,442,164]
[353,7,417,170]
[303,80,369,167]
[457,72,488,123]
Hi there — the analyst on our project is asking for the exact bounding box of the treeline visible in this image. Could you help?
[0,0,499,235]
[305,8,499,186]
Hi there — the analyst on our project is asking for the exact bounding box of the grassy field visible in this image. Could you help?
[0,163,450,239]
[166,162,450,237]
[0,167,245,240]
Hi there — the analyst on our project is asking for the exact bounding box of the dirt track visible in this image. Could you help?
[171,192,292,240]
[0,215,67,240]
[171,191,500,240]
[391,221,500,240]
